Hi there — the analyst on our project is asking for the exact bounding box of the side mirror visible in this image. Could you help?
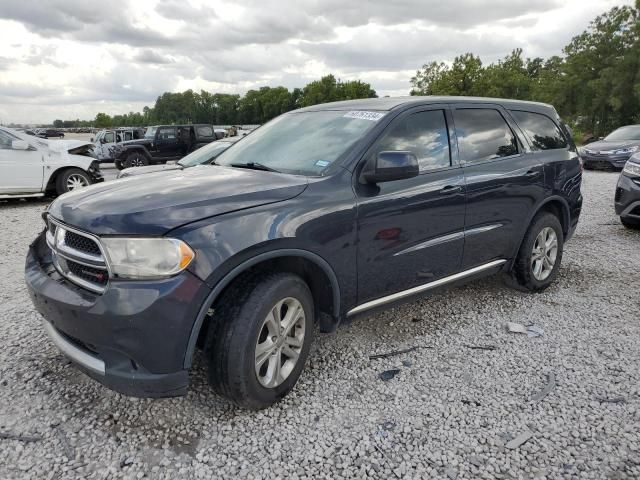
[363,151,419,184]
[90,137,94,142]
[12,140,29,151]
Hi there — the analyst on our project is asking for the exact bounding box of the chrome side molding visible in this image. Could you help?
[347,259,507,316]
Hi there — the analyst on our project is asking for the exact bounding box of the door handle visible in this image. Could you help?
[524,169,542,178]
[440,185,462,194]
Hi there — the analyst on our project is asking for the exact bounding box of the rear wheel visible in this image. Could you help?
[511,212,564,292]
[206,273,314,409]
[55,168,91,195]
[621,217,640,230]
[124,152,149,168]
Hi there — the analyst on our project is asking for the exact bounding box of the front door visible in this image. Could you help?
[355,106,466,305]
[156,126,178,156]
[0,131,43,193]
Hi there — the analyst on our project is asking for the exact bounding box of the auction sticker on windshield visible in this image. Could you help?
[343,111,385,121]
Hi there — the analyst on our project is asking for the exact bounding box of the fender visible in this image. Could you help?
[183,248,341,368]
[113,144,152,161]
[509,195,571,262]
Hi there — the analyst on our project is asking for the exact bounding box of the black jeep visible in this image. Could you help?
[112,124,222,169]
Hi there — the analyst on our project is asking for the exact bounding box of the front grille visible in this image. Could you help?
[65,231,101,256]
[66,260,109,286]
[46,216,109,293]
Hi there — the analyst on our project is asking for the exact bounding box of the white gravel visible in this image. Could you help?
[1,170,639,479]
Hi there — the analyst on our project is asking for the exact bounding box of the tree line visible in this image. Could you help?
[54,2,639,139]
[54,74,377,129]
[410,1,640,138]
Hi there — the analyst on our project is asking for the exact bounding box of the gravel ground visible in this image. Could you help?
[0,171,639,479]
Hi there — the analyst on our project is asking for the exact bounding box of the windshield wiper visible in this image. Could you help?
[229,162,280,173]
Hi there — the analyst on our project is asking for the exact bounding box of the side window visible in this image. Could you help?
[104,132,115,143]
[0,131,14,149]
[510,110,568,150]
[454,109,518,163]
[158,127,176,140]
[375,110,451,172]
[124,132,133,141]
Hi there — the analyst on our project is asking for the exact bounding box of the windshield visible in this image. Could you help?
[145,126,157,139]
[215,110,384,175]
[605,126,640,141]
[178,141,232,167]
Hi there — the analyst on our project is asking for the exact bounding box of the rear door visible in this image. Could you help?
[452,104,545,269]
[355,106,466,304]
[0,130,43,193]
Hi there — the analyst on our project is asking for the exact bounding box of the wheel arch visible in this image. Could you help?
[183,249,341,369]
[510,196,570,261]
[44,166,89,194]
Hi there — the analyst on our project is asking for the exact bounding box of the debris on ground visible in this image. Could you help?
[379,369,401,381]
[464,344,497,351]
[402,359,413,367]
[411,317,423,323]
[369,346,418,360]
[505,430,534,450]
[595,395,626,404]
[0,431,42,443]
[529,373,556,402]
[461,399,481,406]
[506,322,544,337]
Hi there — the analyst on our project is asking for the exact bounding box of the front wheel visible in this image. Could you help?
[511,212,564,292]
[206,273,314,409]
[123,152,149,168]
[56,168,91,195]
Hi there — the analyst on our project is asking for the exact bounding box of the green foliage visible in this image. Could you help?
[56,75,376,128]
[410,2,640,136]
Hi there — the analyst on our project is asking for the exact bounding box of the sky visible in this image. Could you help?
[0,0,632,124]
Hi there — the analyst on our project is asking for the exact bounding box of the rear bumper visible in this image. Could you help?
[615,174,640,219]
[25,231,211,397]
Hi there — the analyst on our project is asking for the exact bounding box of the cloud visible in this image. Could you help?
[0,0,631,123]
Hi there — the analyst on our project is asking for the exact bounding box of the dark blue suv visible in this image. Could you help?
[26,97,582,409]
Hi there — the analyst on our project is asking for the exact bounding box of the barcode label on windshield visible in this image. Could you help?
[343,111,385,121]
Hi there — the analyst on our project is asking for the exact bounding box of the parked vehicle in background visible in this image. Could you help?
[0,126,102,198]
[581,125,640,170]
[92,128,145,162]
[26,97,581,409]
[37,129,65,139]
[117,138,240,179]
[112,124,221,169]
[615,154,640,229]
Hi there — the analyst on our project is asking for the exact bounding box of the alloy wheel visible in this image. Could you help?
[254,297,306,388]
[66,174,89,191]
[531,227,558,281]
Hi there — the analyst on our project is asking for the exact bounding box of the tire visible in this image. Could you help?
[511,212,564,292]
[621,217,640,230]
[206,273,314,409]
[114,160,124,170]
[55,168,91,195]
[123,152,149,168]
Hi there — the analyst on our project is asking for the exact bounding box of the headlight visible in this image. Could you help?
[623,161,640,178]
[614,146,639,155]
[101,238,195,279]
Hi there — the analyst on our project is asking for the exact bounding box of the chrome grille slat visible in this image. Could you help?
[46,216,109,294]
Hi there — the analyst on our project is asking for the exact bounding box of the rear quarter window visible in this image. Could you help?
[510,110,568,150]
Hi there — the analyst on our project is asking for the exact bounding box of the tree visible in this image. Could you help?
[94,113,112,128]
[53,119,63,128]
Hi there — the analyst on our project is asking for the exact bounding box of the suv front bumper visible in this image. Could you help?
[615,174,640,220]
[25,231,211,397]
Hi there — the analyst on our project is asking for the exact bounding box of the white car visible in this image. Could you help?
[0,126,103,199]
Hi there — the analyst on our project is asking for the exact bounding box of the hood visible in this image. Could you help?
[48,140,94,152]
[583,140,640,153]
[119,164,182,178]
[48,166,308,235]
